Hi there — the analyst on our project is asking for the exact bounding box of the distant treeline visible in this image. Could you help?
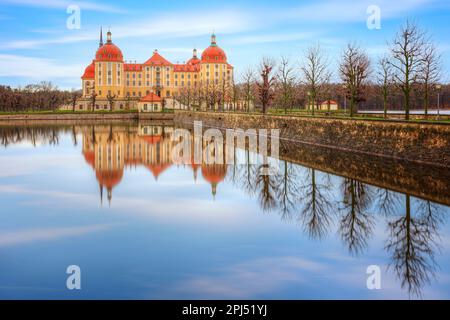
[0,82,81,113]
[265,82,450,111]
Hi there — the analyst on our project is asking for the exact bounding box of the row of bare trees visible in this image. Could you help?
[0,81,82,113]
[233,20,445,119]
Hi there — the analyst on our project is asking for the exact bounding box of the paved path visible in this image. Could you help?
[359,110,450,115]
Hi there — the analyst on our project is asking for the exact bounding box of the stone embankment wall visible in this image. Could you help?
[174,111,450,167]
[0,112,174,122]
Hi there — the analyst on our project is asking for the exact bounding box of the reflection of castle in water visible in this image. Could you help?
[1,124,447,298]
[82,124,227,203]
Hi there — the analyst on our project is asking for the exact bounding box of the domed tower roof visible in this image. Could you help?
[187,48,201,66]
[96,168,124,190]
[95,30,123,62]
[201,34,227,63]
[83,149,95,168]
[201,164,227,197]
[81,61,95,79]
[96,168,124,205]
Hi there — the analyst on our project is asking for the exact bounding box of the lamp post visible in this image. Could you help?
[436,84,442,118]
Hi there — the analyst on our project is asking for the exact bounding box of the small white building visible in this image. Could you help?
[319,100,339,111]
[138,93,162,113]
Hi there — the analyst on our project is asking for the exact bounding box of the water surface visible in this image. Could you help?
[0,122,449,300]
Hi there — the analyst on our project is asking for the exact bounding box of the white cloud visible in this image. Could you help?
[0,224,116,247]
[280,0,435,23]
[0,184,255,226]
[0,0,437,51]
[227,31,319,46]
[0,54,84,79]
[1,8,254,50]
[163,256,328,298]
[0,0,126,13]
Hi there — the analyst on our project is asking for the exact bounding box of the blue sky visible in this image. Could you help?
[0,0,450,89]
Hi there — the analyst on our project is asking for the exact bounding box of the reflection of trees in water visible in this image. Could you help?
[71,125,78,146]
[338,179,375,255]
[385,195,445,297]
[231,150,258,198]
[3,124,449,298]
[276,160,301,221]
[376,188,401,216]
[298,168,334,240]
[0,126,62,147]
[255,164,278,212]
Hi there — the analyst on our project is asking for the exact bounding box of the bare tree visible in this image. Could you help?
[241,67,255,112]
[300,44,331,115]
[256,57,276,114]
[339,43,371,117]
[231,79,240,111]
[106,92,116,112]
[70,89,82,112]
[389,20,426,120]
[277,56,296,114]
[377,56,393,119]
[419,43,441,118]
[90,91,97,112]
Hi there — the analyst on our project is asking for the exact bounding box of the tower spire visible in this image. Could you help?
[107,28,112,43]
[99,27,104,48]
[211,31,217,46]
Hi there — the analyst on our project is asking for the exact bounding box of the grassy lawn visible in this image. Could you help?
[183,109,449,124]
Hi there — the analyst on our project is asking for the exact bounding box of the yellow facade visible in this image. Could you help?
[79,30,234,111]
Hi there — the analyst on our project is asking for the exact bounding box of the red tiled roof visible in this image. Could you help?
[96,43,123,62]
[96,169,124,189]
[124,63,142,72]
[173,64,200,72]
[143,51,173,66]
[187,56,201,66]
[321,100,338,105]
[140,93,162,102]
[139,135,162,145]
[83,149,95,167]
[81,61,95,79]
[201,164,227,184]
[147,163,171,179]
[201,46,227,63]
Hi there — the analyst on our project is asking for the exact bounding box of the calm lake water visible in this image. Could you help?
[0,121,449,300]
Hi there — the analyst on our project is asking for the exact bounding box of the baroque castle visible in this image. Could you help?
[77,29,234,112]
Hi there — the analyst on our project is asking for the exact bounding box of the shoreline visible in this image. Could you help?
[1,110,449,168]
[174,111,450,168]
[0,112,174,122]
